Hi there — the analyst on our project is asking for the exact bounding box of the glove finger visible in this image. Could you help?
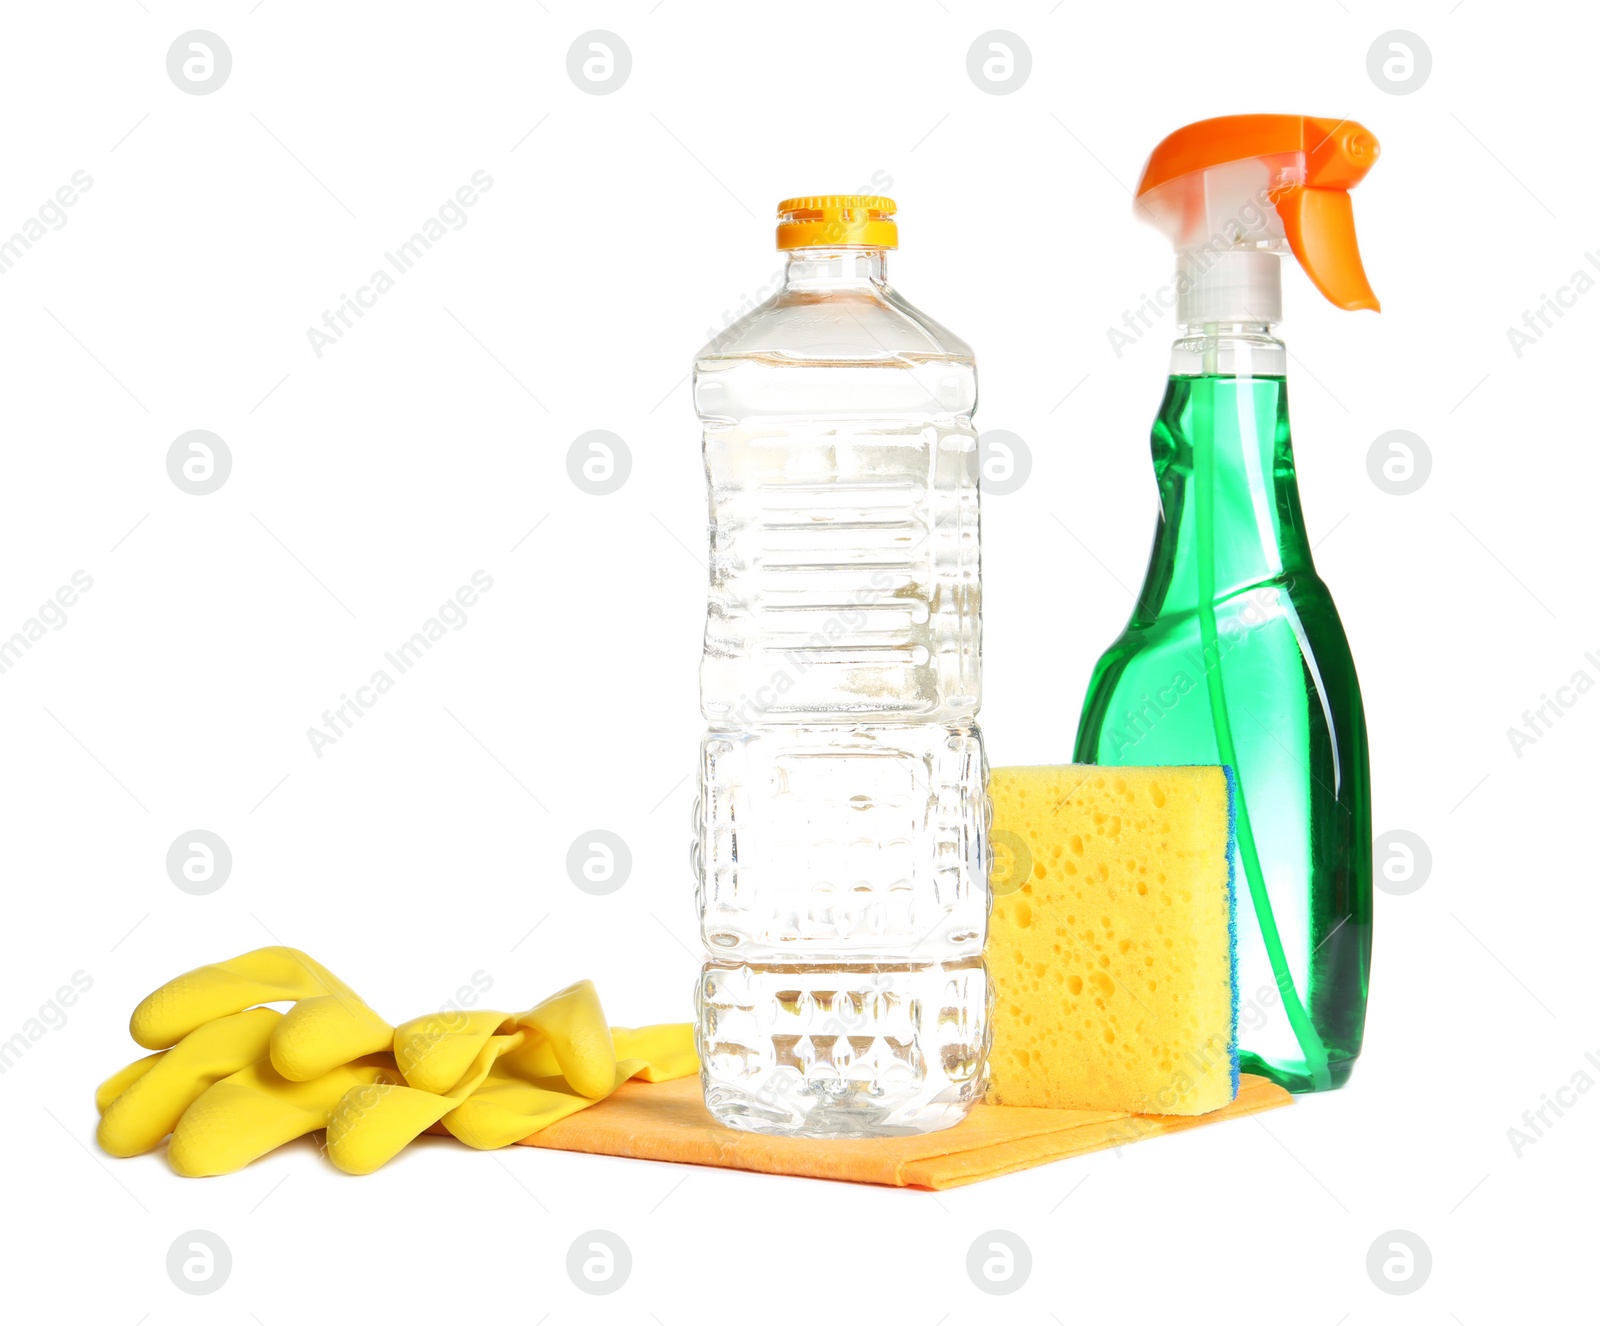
[167,1053,393,1177]
[130,947,360,1050]
[270,995,393,1081]
[392,1008,507,1093]
[96,1053,162,1114]
[326,1030,524,1174]
[515,980,615,1099]
[325,1081,458,1175]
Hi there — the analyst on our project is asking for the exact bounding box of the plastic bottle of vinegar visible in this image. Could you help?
[692,196,990,1137]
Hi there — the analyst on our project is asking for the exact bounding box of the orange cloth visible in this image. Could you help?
[518,1072,1291,1189]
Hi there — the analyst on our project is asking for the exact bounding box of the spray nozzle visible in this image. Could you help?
[1136,115,1381,321]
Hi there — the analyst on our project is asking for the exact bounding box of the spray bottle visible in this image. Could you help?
[1075,116,1379,1091]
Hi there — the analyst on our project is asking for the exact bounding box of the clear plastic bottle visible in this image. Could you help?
[692,196,990,1137]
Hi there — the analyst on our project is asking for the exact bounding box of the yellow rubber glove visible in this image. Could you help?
[98,951,699,1176]
[129,1022,697,1177]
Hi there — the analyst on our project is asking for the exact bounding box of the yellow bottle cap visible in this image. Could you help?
[776,195,897,250]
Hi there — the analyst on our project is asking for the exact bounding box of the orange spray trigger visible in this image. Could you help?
[1135,114,1381,321]
[1278,186,1379,311]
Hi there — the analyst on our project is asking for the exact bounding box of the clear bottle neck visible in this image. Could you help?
[1169,322,1286,377]
[1145,324,1310,608]
[781,247,888,292]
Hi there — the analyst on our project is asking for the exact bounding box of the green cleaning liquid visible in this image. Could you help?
[1074,369,1371,1092]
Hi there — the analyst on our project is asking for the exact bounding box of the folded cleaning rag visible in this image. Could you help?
[96,947,697,1175]
[520,1073,1292,1188]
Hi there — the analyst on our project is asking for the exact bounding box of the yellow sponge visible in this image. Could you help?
[985,764,1237,1115]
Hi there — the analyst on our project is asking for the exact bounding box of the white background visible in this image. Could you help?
[2,2,1593,1320]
